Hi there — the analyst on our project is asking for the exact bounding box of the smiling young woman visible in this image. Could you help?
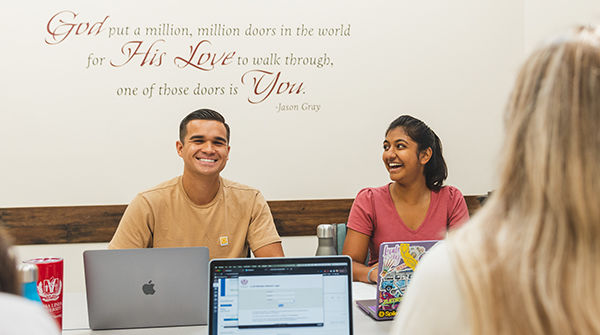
[342,115,469,284]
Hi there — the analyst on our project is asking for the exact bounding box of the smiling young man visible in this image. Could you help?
[109,109,284,258]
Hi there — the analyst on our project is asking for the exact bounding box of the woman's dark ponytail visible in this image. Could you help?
[424,132,447,191]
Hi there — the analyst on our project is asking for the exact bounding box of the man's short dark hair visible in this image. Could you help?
[179,108,230,143]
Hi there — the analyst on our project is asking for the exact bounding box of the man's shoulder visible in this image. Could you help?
[221,178,267,206]
[137,176,181,198]
[221,177,262,194]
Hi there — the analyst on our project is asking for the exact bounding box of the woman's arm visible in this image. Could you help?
[342,228,378,283]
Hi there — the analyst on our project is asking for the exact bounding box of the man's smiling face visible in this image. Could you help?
[176,119,230,178]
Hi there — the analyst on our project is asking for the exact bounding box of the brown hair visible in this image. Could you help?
[0,231,19,295]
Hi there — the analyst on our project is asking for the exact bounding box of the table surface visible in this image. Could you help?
[62,282,394,334]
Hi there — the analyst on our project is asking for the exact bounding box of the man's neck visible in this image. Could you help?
[181,173,221,206]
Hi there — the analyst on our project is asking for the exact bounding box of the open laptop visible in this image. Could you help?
[209,256,353,335]
[83,247,209,330]
[356,240,439,321]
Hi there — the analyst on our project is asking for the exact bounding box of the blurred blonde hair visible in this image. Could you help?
[450,26,600,334]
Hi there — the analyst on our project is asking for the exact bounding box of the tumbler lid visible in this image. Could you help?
[316,224,334,238]
[18,263,38,283]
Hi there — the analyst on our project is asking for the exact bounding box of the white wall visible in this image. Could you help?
[524,0,600,54]
[2,4,599,203]
[0,0,524,209]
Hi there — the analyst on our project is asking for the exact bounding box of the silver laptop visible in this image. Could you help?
[83,247,209,330]
[208,256,354,335]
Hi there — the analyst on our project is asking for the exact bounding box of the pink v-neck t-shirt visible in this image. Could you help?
[347,184,469,265]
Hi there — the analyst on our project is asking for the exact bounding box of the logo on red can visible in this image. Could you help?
[37,277,63,302]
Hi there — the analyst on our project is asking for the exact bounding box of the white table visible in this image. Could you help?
[62,282,394,334]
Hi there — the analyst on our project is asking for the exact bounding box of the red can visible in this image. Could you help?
[24,257,64,329]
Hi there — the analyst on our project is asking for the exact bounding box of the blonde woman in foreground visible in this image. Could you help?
[391,26,600,334]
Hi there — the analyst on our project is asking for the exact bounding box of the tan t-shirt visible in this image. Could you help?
[108,176,281,258]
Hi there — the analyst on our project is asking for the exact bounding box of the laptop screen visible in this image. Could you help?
[209,256,353,335]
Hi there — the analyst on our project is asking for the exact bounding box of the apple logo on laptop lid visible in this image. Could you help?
[142,280,155,295]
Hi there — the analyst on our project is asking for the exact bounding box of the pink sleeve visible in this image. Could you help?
[447,187,469,229]
[346,188,375,236]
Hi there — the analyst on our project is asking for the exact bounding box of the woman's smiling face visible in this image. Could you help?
[382,127,431,184]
